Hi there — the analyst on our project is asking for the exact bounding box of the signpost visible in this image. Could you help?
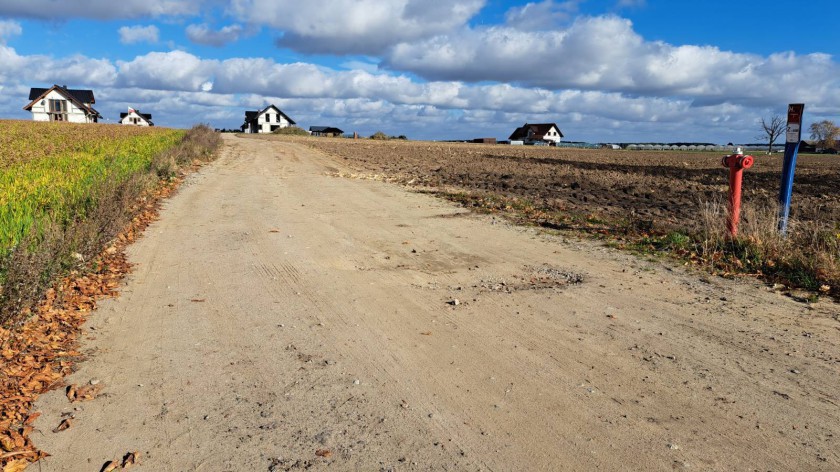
[778,103,804,236]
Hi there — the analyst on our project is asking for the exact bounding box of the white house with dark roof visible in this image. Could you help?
[509,123,564,145]
[120,108,154,126]
[241,104,295,133]
[23,84,101,123]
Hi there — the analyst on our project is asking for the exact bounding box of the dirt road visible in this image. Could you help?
[34,135,839,471]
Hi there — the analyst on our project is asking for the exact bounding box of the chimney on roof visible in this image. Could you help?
[61,85,67,89]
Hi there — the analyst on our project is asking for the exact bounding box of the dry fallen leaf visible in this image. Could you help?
[190,299,206,303]
[52,419,72,433]
[67,384,103,403]
[0,436,15,452]
[65,385,76,402]
[269,229,281,233]
[2,459,29,472]
[100,460,119,472]
[420,331,432,336]
[9,432,23,449]
[315,449,332,458]
[121,451,141,468]
[22,414,40,426]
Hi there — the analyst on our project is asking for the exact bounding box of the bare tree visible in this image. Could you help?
[757,114,785,154]
[808,119,840,151]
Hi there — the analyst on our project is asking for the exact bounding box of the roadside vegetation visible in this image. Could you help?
[370,131,407,140]
[272,126,309,136]
[0,121,220,327]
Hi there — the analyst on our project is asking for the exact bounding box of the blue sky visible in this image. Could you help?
[0,0,838,143]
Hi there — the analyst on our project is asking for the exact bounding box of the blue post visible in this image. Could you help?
[778,141,800,235]
[778,104,805,236]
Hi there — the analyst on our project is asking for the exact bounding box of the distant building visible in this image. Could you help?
[508,123,563,145]
[471,138,497,144]
[23,84,101,123]
[798,140,817,153]
[241,105,295,134]
[120,108,154,126]
[309,126,344,137]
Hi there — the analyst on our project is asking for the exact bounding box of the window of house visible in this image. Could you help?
[48,99,68,121]
[49,99,68,113]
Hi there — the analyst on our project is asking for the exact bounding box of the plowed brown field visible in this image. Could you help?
[296,138,840,233]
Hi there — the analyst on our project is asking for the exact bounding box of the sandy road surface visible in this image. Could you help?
[34,135,839,471]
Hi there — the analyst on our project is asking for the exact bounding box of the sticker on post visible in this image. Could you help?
[786,124,800,143]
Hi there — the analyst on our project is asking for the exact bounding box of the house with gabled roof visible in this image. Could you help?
[120,108,154,126]
[309,126,344,137]
[241,104,296,133]
[23,84,101,123]
[509,123,563,145]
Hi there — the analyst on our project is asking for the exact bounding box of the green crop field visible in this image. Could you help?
[0,120,184,259]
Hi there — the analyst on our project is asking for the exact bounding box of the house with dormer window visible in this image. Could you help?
[23,84,101,123]
[241,105,296,133]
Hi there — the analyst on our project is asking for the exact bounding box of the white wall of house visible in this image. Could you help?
[527,126,561,144]
[121,110,151,126]
[543,126,562,143]
[256,108,291,133]
[29,90,96,123]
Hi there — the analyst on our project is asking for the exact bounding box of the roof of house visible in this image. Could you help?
[508,123,563,141]
[242,105,296,126]
[310,126,344,134]
[28,85,95,104]
[23,84,100,117]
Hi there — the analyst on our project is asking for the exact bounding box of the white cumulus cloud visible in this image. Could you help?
[117,50,217,91]
[119,25,160,44]
[384,15,840,109]
[1,43,838,142]
[229,0,485,54]
[0,45,117,86]
[0,20,22,43]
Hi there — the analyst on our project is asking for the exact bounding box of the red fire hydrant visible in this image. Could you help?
[721,148,754,237]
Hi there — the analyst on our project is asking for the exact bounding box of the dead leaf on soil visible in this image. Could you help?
[121,451,141,468]
[0,436,15,453]
[420,331,432,336]
[315,449,332,458]
[2,459,29,472]
[190,299,206,303]
[66,384,103,403]
[52,419,72,433]
[269,229,281,233]
[21,414,39,427]
[100,460,119,472]
[65,385,76,402]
